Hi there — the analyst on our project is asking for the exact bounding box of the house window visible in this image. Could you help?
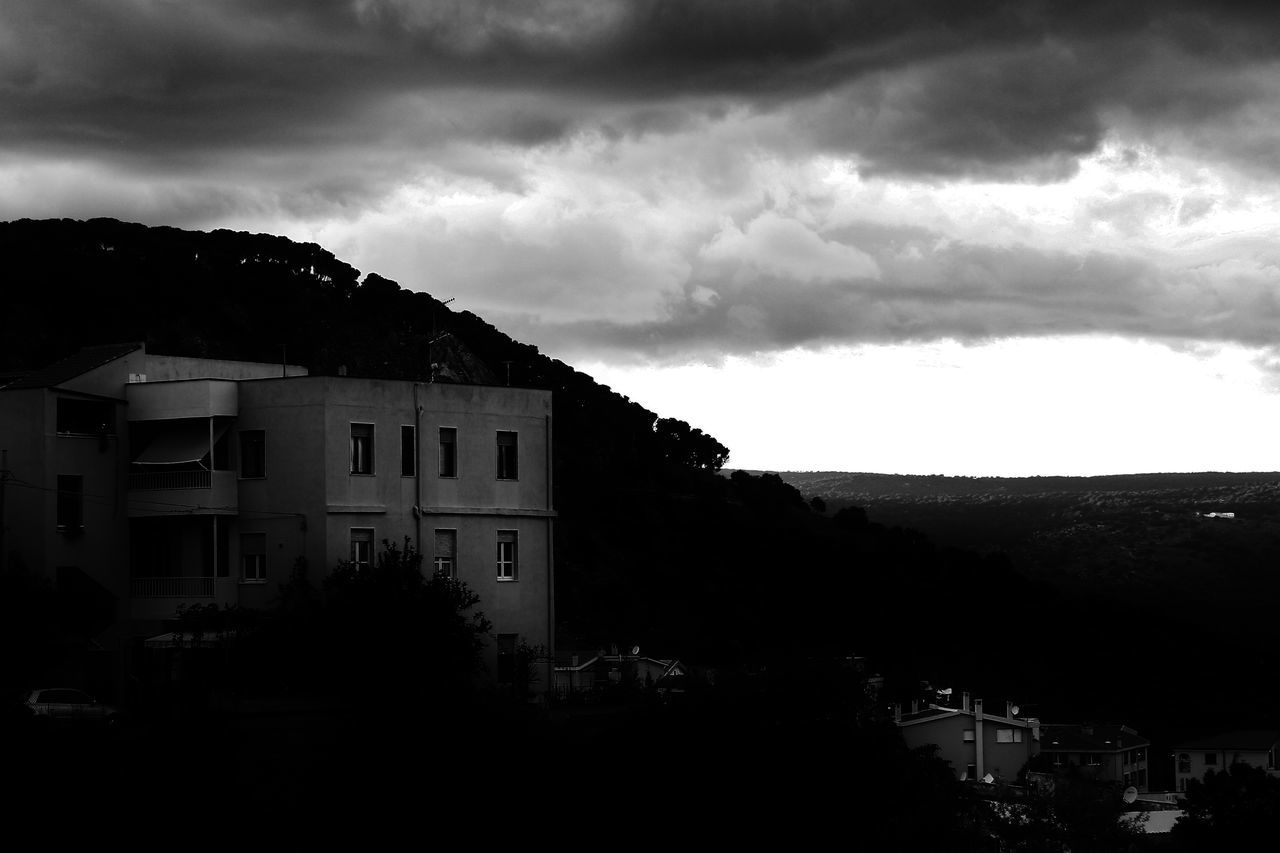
[963,729,975,743]
[1269,750,1276,771]
[1052,754,1064,768]
[996,728,1014,744]
[964,764,976,782]
[1014,729,1024,743]
[351,528,374,571]
[56,475,83,530]
[496,431,518,480]
[1085,753,1101,766]
[351,423,374,474]
[1204,753,1217,766]
[400,425,416,477]
[56,398,114,435]
[497,530,517,580]
[1178,753,1191,774]
[434,529,457,578]
[240,430,265,478]
[439,427,457,478]
[241,533,266,582]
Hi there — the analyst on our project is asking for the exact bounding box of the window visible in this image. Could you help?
[996,728,1014,744]
[400,425,416,477]
[351,529,374,571]
[434,529,457,578]
[56,475,83,530]
[1014,729,1024,743]
[497,530,517,580]
[964,764,976,782]
[1178,753,1191,774]
[1085,753,1102,766]
[351,423,374,474]
[1269,750,1276,771]
[241,533,266,582]
[496,431,518,480]
[439,427,457,478]
[1052,754,1064,768]
[963,729,975,743]
[1204,753,1217,766]
[240,430,265,478]
[56,398,114,435]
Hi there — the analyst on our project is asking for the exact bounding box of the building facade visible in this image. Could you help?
[0,343,555,693]
[897,694,1040,784]
[1172,730,1280,792]
[1038,723,1151,791]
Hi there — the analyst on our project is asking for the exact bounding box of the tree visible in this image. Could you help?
[320,537,492,700]
[1173,763,1280,849]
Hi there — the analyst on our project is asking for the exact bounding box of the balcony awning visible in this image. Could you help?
[134,422,228,465]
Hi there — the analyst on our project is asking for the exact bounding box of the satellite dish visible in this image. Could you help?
[1123,786,1138,804]
[982,773,994,784]
[411,505,421,519]
[631,645,640,656]
[1011,704,1021,716]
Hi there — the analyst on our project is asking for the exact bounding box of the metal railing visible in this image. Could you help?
[129,470,212,491]
[131,577,216,598]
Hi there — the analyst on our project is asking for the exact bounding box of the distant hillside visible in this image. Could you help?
[767,469,1280,604]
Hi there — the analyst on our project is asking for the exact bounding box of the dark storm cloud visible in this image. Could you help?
[7,1,1280,179]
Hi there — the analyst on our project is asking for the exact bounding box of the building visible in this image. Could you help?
[1037,723,1151,790]
[0,343,555,694]
[1172,730,1280,791]
[896,693,1040,784]
[553,650,684,697]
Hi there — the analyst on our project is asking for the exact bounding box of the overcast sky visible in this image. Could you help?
[8,1,1280,475]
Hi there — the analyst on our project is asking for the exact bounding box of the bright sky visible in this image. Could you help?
[7,2,1280,475]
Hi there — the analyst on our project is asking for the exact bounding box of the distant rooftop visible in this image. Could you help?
[1174,729,1280,751]
[1041,723,1149,752]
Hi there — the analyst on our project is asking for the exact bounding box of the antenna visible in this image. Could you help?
[1123,787,1138,804]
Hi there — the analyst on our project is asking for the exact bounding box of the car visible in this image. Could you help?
[23,688,120,727]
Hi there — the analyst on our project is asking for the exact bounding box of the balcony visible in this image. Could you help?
[129,576,239,620]
[128,470,237,517]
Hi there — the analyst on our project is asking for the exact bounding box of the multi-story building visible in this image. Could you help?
[0,343,555,693]
[1038,723,1151,790]
[896,693,1040,784]
[1172,730,1280,792]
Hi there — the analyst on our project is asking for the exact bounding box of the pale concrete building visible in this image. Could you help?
[1173,730,1280,792]
[0,343,554,693]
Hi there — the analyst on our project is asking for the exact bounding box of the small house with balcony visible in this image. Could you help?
[1037,723,1151,790]
[1,343,556,696]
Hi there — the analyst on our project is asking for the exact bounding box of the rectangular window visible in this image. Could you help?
[351,528,374,571]
[963,730,975,743]
[439,427,457,478]
[1178,754,1191,774]
[240,430,265,478]
[351,423,374,474]
[1014,729,1024,743]
[964,764,976,782]
[496,431,518,480]
[497,530,518,580]
[434,529,457,578]
[56,398,114,435]
[1204,753,1217,766]
[56,475,83,530]
[400,425,416,477]
[241,533,266,581]
[996,728,1014,744]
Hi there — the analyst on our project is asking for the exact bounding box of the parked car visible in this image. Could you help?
[23,688,120,726]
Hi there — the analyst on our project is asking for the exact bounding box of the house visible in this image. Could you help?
[896,692,1040,784]
[1037,723,1151,790]
[0,343,555,694]
[1172,730,1280,791]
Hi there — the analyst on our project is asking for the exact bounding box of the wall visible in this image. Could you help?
[144,354,307,382]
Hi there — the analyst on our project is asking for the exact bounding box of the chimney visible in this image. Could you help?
[894,704,902,723]
[911,699,919,714]
[1007,700,1015,719]
[962,691,971,713]
[974,699,986,781]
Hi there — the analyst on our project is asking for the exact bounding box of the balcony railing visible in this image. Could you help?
[129,470,211,491]
[131,577,216,598]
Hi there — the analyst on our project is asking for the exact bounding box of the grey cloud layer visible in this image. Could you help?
[5,1,1280,177]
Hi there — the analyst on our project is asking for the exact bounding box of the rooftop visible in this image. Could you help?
[1,342,140,390]
[1175,729,1280,751]
[1040,723,1149,752]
